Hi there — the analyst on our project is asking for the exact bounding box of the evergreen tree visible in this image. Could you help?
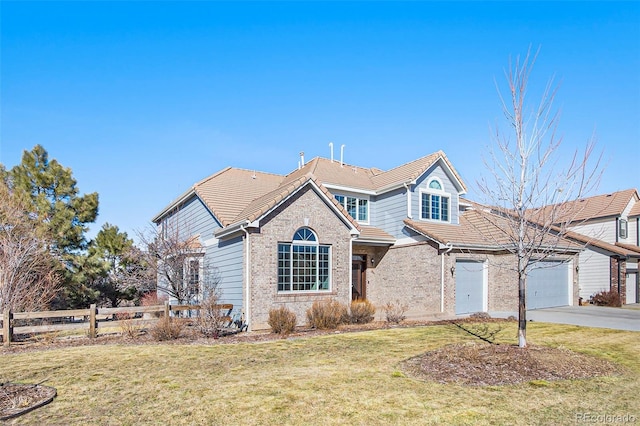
[88,223,152,307]
[9,145,99,308]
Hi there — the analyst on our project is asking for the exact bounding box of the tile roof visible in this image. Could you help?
[235,173,361,231]
[405,208,582,252]
[630,200,640,218]
[615,242,640,255]
[156,151,467,231]
[371,151,467,192]
[281,157,377,191]
[281,151,466,193]
[356,226,396,244]
[543,189,639,224]
[193,168,284,227]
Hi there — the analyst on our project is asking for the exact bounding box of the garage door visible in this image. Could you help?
[527,261,570,309]
[627,271,638,304]
[455,260,485,315]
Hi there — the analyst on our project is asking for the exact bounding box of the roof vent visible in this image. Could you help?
[329,142,334,163]
[300,151,305,167]
[340,144,345,167]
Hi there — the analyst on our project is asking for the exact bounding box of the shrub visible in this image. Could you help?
[116,312,142,339]
[469,312,491,320]
[591,290,622,307]
[383,300,408,324]
[268,306,297,335]
[349,299,376,324]
[306,299,348,329]
[150,316,184,341]
[195,293,228,338]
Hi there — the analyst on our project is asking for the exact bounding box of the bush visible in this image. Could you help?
[349,299,376,324]
[116,312,142,339]
[150,316,184,341]
[306,299,348,329]
[591,290,622,307]
[195,293,228,338]
[268,306,297,335]
[383,300,408,324]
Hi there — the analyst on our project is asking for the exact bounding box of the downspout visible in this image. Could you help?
[240,224,251,331]
[404,183,412,219]
[441,243,453,313]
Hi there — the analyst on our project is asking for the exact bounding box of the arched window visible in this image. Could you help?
[278,228,331,292]
[420,178,450,222]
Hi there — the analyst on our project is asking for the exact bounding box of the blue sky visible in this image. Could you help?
[1,1,639,241]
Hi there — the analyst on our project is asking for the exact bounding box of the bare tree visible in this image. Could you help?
[477,48,601,348]
[0,179,60,312]
[137,221,221,309]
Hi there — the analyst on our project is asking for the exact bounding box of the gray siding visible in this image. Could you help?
[412,164,460,225]
[371,187,408,238]
[578,249,610,300]
[162,194,221,238]
[158,194,245,316]
[208,236,244,314]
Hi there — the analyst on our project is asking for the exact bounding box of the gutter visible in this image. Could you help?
[215,220,258,239]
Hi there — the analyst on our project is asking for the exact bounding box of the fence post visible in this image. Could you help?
[2,309,13,347]
[164,301,170,319]
[89,304,97,338]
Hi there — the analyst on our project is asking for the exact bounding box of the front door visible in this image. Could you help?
[352,255,367,301]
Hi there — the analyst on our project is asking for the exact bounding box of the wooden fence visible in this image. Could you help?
[1,302,233,347]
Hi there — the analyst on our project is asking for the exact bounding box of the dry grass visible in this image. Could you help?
[0,322,638,425]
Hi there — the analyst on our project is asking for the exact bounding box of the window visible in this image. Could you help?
[278,228,331,292]
[619,219,628,239]
[420,179,450,222]
[186,258,201,297]
[334,194,369,223]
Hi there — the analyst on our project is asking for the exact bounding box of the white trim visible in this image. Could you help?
[405,183,412,219]
[241,225,251,331]
[418,186,452,224]
[215,179,360,239]
[152,188,196,223]
[323,183,376,196]
[333,192,371,225]
[568,261,574,306]
[482,261,489,312]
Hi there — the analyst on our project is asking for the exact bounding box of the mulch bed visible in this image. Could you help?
[400,342,623,386]
[0,382,57,421]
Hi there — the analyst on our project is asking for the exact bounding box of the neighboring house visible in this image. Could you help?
[153,151,582,330]
[548,189,640,304]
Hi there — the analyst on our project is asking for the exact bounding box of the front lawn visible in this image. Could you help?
[1,322,638,425]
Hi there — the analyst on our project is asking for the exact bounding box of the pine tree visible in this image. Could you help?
[9,145,100,308]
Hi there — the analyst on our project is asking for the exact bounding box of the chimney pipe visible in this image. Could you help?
[300,151,305,167]
[340,144,345,167]
[329,142,334,163]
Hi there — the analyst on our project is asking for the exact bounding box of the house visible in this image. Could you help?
[152,151,582,330]
[547,189,640,304]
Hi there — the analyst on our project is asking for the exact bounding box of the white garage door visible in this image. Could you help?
[527,261,570,309]
[455,260,485,315]
[626,271,638,304]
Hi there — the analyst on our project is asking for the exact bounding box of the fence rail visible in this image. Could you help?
[1,302,234,346]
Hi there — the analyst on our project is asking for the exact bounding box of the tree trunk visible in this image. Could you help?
[518,272,527,348]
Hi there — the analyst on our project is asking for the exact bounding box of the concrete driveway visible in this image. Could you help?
[524,305,640,331]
